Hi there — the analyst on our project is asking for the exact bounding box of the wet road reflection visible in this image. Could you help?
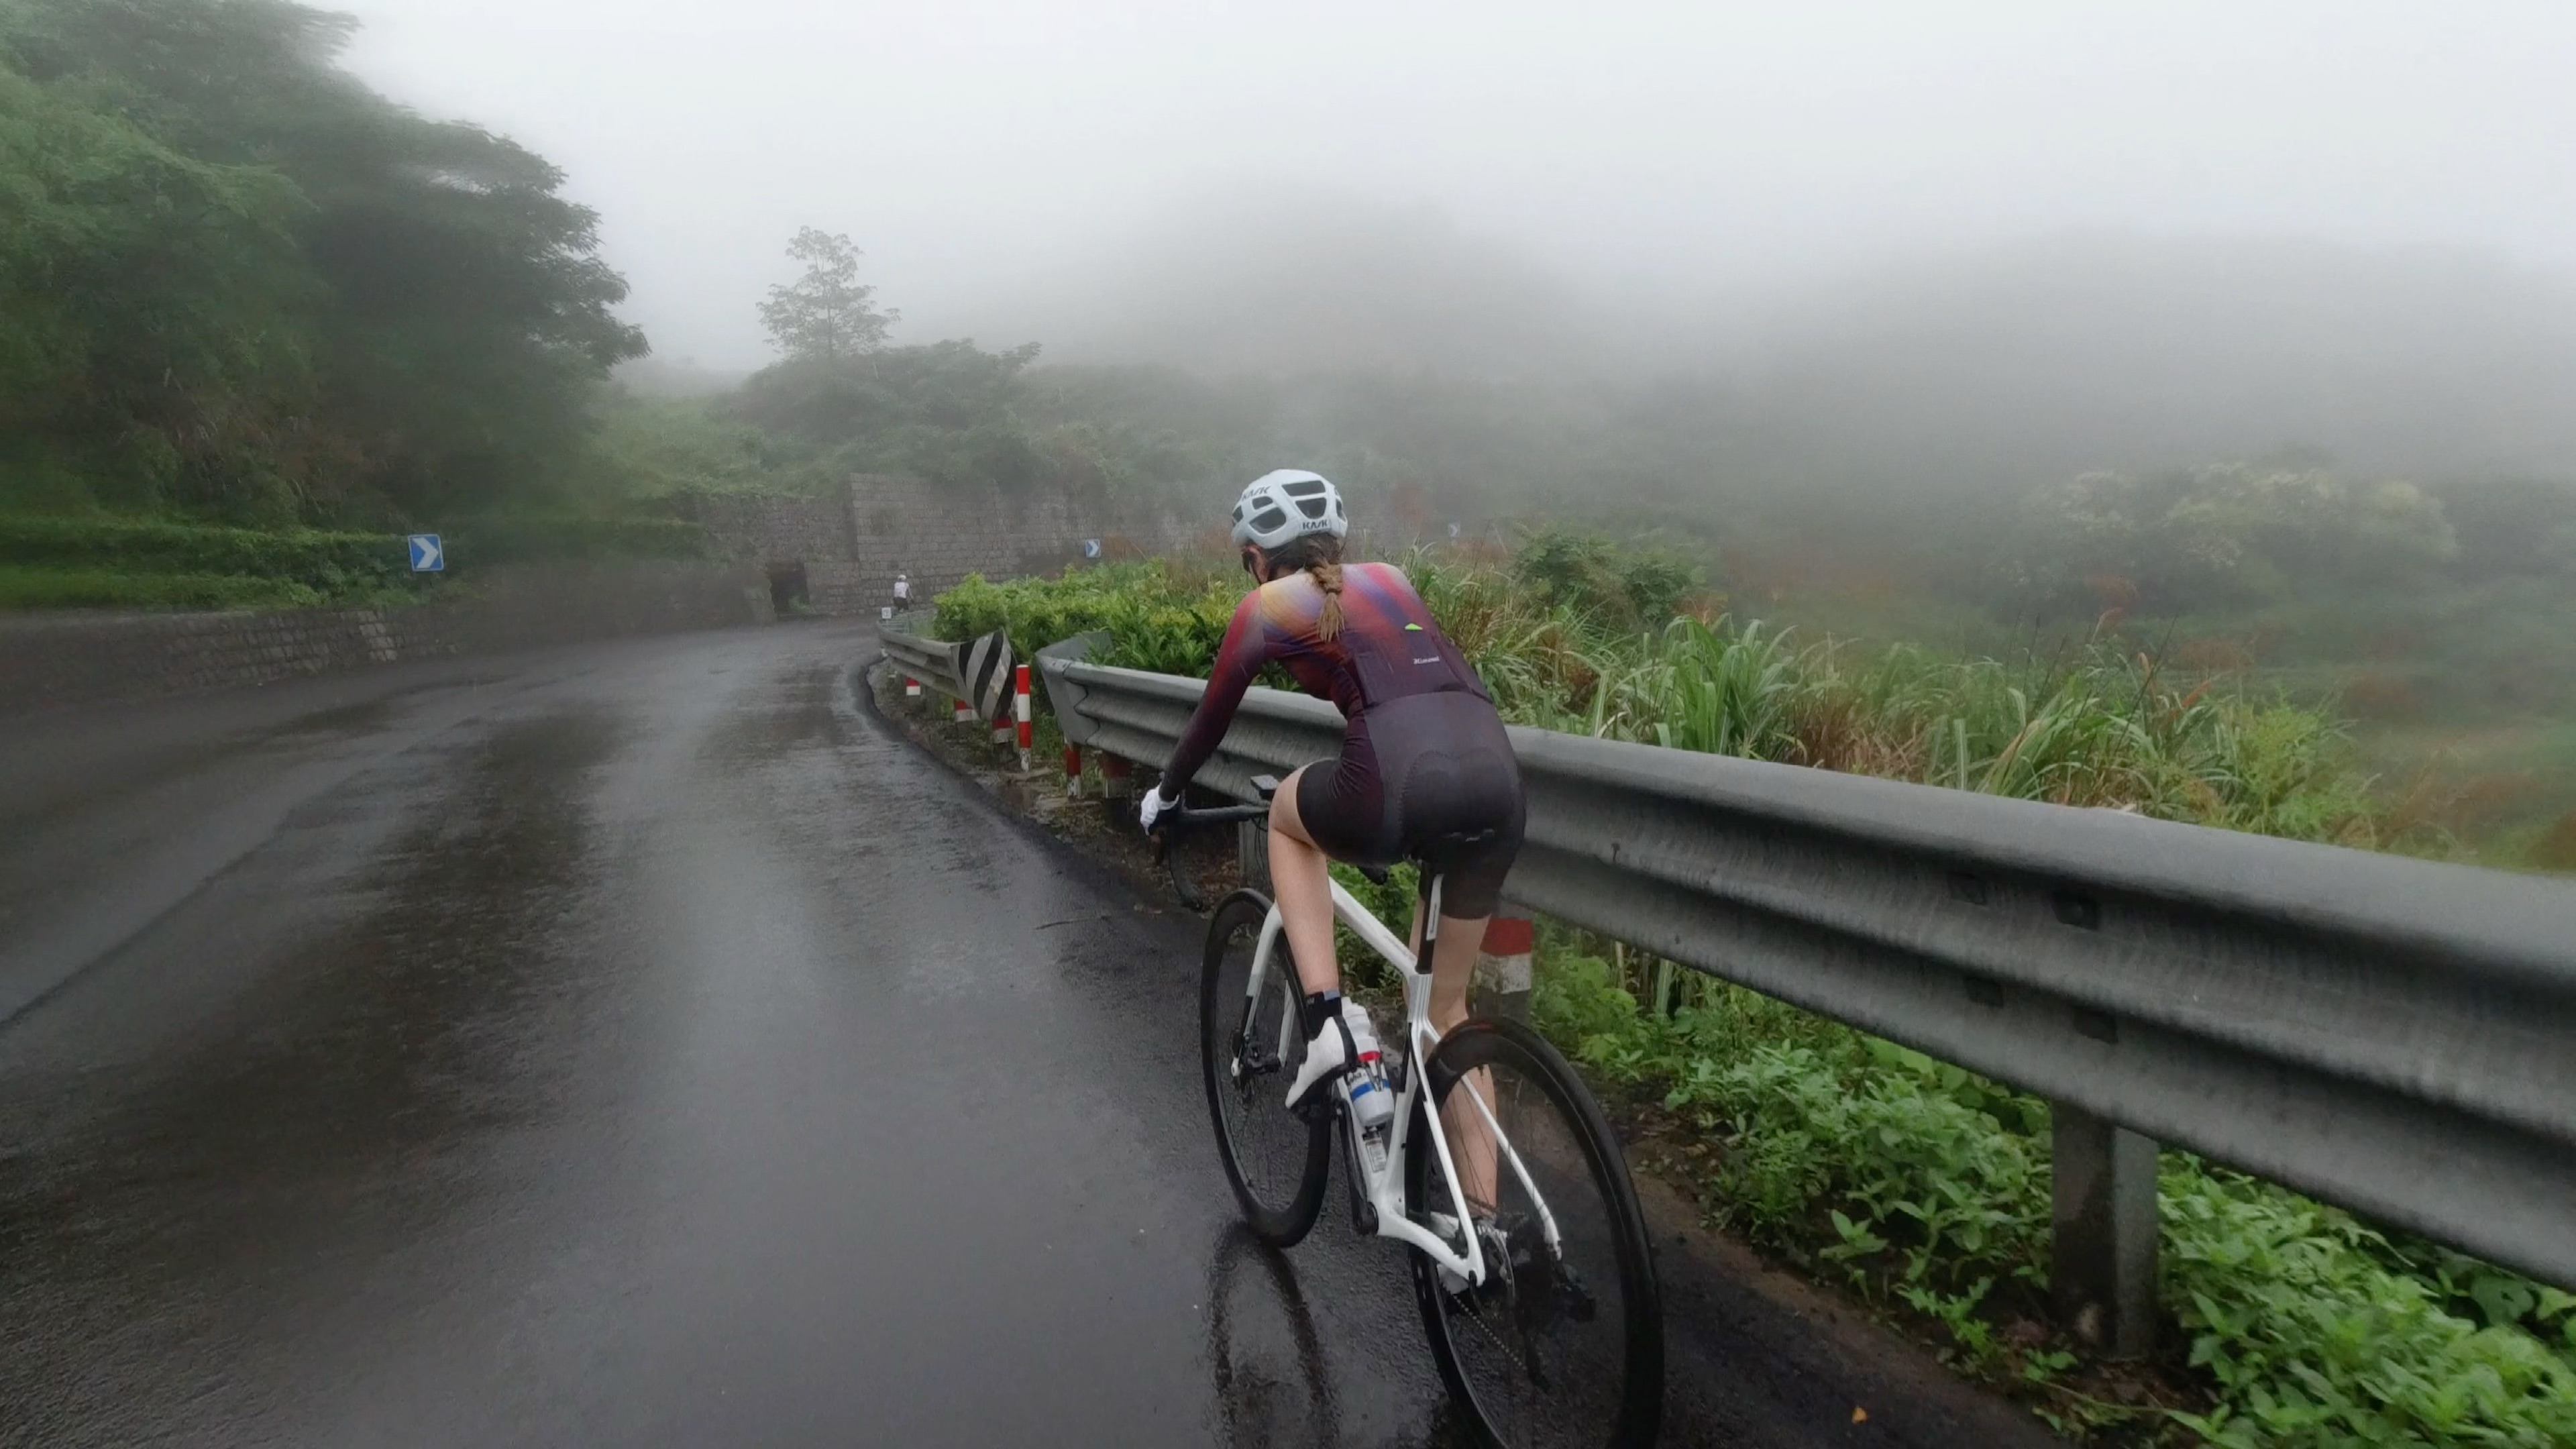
[0,623,2058,1448]
[0,627,1460,1447]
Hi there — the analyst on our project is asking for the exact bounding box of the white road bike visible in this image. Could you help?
[1155,778,1664,1449]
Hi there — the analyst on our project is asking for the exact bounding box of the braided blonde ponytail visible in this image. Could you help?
[1309,561,1345,641]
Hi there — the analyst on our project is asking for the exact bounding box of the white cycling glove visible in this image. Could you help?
[1138,788,1177,831]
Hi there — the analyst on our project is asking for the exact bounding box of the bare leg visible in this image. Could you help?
[1417,902,1502,1216]
[1267,767,1341,999]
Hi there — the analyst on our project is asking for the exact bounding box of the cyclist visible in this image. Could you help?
[1140,470,1525,1141]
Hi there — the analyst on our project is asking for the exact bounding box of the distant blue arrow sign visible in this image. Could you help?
[408,534,445,573]
[1083,539,1104,559]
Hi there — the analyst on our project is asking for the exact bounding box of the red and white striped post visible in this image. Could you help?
[1098,753,1134,801]
[904,676,922,698]
[953,694,973,725]
[1063,744,1085,797]
[1474,917,1536,1022]
[1014,664,1034,771]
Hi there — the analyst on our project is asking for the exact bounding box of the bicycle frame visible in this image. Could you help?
[1236,877,1565,1289]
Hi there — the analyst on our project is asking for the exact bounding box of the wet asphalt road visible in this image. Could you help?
[0,622,2055,1448]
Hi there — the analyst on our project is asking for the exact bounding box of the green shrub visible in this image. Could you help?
[2164,1167,2576,1446]
[932,561,1238,674]
[0,515,718,614]
[1511,525,1707,632]
[1532,946,2576,1443]
[0,566,324,611]
[0,517,415,596]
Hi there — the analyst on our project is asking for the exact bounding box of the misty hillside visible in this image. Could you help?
[953,189,1613,378]
[1734,235,2576,492]
[976,207,2576,498]
[614,357,754,400]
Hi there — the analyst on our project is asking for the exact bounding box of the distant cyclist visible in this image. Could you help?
[1142,472,1525,1129]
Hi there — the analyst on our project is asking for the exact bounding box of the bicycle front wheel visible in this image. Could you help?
[1405,1017,1663,1449]
[1200,890,1330,1246]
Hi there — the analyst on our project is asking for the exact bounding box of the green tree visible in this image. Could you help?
[0,0,645,521]
[0,63,315,517]
[758,227,898,364]
[2001,462,2458,614]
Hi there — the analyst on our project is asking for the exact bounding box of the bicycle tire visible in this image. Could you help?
[1200,890,1332,1246]
[1405,1017,1663,1448]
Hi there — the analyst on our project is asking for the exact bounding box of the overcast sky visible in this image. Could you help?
[331,1,2576,372]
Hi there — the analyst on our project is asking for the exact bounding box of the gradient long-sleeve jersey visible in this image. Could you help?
[1162,562,1489,796]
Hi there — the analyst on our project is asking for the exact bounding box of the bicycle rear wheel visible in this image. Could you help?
[1405,1017,1662,1449]
[1200,890,1331,1246]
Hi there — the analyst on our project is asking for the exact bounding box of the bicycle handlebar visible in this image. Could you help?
[1148,800,1270,912]
[1157,802,1272,833]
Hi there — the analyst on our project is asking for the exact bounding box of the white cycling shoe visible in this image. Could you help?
[1283,1001,1381,1108]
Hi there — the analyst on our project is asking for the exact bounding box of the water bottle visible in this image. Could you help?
[1343,1007,1395,1134]
[1350,1073,1394,1133]
[1357,1118,1391,1183]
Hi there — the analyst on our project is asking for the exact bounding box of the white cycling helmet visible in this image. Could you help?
[1230,470,1348,551]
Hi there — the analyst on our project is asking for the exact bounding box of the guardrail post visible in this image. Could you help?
[2052,1104,2159,1358]
[1474,917,1536,1022]
[1098,755,1134,801]
[1014,664,1033,772]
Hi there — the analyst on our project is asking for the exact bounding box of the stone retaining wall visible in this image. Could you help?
[682,475,1195,614]
[672,491,856,568]
[0,561,773,714]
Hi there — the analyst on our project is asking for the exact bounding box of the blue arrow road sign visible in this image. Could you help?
[408,534,445,573]
[1082,539,1103,559]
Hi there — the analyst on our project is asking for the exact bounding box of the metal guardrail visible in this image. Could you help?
[1019,647,2576,1303]
[881,625,967,704]
[885,623,2576,1326]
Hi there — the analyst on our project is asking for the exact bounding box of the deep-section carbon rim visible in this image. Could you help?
[1199,892,1330,1246]
[1405,1018,1664,1448]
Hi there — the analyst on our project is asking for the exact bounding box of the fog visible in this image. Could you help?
[332,0,2576,482]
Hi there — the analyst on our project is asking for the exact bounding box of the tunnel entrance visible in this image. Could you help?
[767,561,810,615]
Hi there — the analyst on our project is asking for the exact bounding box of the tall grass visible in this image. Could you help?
[966,545,2417,849]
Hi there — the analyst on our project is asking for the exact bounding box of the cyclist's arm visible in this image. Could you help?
[1157,590,1271,802]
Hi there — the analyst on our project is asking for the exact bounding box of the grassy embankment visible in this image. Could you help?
[928,547,2576,1448]
[1753,578,2576,873]
[0,516,716,613]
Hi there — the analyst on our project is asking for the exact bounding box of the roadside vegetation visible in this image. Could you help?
[0,515,714,612]
[0,0,1205,608]
[0,0,728,608]
[924,536,2576,1446]
[935,541,2432,851]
